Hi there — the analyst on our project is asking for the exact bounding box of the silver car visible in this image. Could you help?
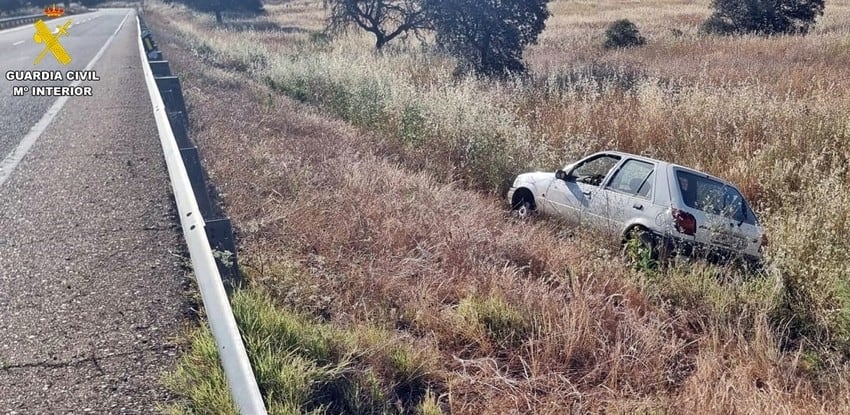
[507,151,766,264]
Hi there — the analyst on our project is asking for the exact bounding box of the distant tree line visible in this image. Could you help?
[324,0,826,78]
[164,0,826,78]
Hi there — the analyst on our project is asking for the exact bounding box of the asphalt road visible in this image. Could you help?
[1,10,108,159]
[0,9,188,413]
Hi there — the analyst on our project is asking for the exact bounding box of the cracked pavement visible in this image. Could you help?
[0,9,188,414]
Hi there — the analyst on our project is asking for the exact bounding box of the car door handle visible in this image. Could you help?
[582,191,591,196]
[632,203,643,210]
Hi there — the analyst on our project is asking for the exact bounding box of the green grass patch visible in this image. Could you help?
[457,294,530,349]
[165,289,441,414]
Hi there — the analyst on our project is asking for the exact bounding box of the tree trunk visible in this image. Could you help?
[215,9,223,24]
[375,33,386,49]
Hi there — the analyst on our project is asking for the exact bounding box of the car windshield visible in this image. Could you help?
[676,170,757,225]
[569,155,621,186]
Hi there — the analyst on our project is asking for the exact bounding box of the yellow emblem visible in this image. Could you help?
[33,19,72,66]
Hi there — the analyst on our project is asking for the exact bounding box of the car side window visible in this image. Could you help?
[637,171,654,198]
[569,155,621,186]
[607,159,655,198]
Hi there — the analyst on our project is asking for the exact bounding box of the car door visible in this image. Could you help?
[604,159,656,234]
[544,177,583,223]
[545,153,621,225]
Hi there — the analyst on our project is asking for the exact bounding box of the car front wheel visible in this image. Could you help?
[512,199,536,220]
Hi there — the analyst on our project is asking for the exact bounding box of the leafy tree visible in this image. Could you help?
[702,0,825,35]
[604,19,646,49]
[425,0,550,77]
[324,0,430,49]
[170,0,264,24]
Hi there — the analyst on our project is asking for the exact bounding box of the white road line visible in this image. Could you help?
[12,40,24,46]
[0,11,131,188]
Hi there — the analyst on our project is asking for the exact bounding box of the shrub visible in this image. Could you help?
[604,19,646,49]
[701,0,826,35]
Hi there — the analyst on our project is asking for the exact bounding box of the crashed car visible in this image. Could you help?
[507,151,766,264]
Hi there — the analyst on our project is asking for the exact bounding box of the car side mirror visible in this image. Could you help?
[556,170,568,181]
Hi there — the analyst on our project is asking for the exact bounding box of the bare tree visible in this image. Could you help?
[325,0,430,49]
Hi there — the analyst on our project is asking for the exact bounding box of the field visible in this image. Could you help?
[145,0,850,413]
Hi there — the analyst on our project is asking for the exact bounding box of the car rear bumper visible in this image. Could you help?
[659,233,762,265]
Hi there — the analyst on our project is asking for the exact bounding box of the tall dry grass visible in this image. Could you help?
[146,0,850,412]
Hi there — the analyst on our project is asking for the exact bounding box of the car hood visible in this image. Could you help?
[514,171,555,186]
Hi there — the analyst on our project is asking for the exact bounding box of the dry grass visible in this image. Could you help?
[147,0,850,413]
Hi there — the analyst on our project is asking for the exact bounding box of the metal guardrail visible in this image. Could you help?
[135,15,268,415]
[0,14,43,29]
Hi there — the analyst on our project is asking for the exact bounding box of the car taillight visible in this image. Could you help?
[672,208,697,236]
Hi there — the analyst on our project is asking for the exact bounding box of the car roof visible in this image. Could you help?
[592,150,737,187]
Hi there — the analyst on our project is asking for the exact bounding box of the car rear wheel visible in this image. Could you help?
[623,227,659,267]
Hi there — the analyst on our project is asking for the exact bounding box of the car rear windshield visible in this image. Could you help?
[675,170,757,225]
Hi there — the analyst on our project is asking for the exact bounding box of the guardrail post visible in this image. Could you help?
[167,111,192,149]
[206,218,241,294]
[155,76,188,126]
[150,60,172,77]
[179,146,214,219]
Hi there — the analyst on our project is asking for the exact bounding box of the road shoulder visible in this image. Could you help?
[0,10,189,413]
